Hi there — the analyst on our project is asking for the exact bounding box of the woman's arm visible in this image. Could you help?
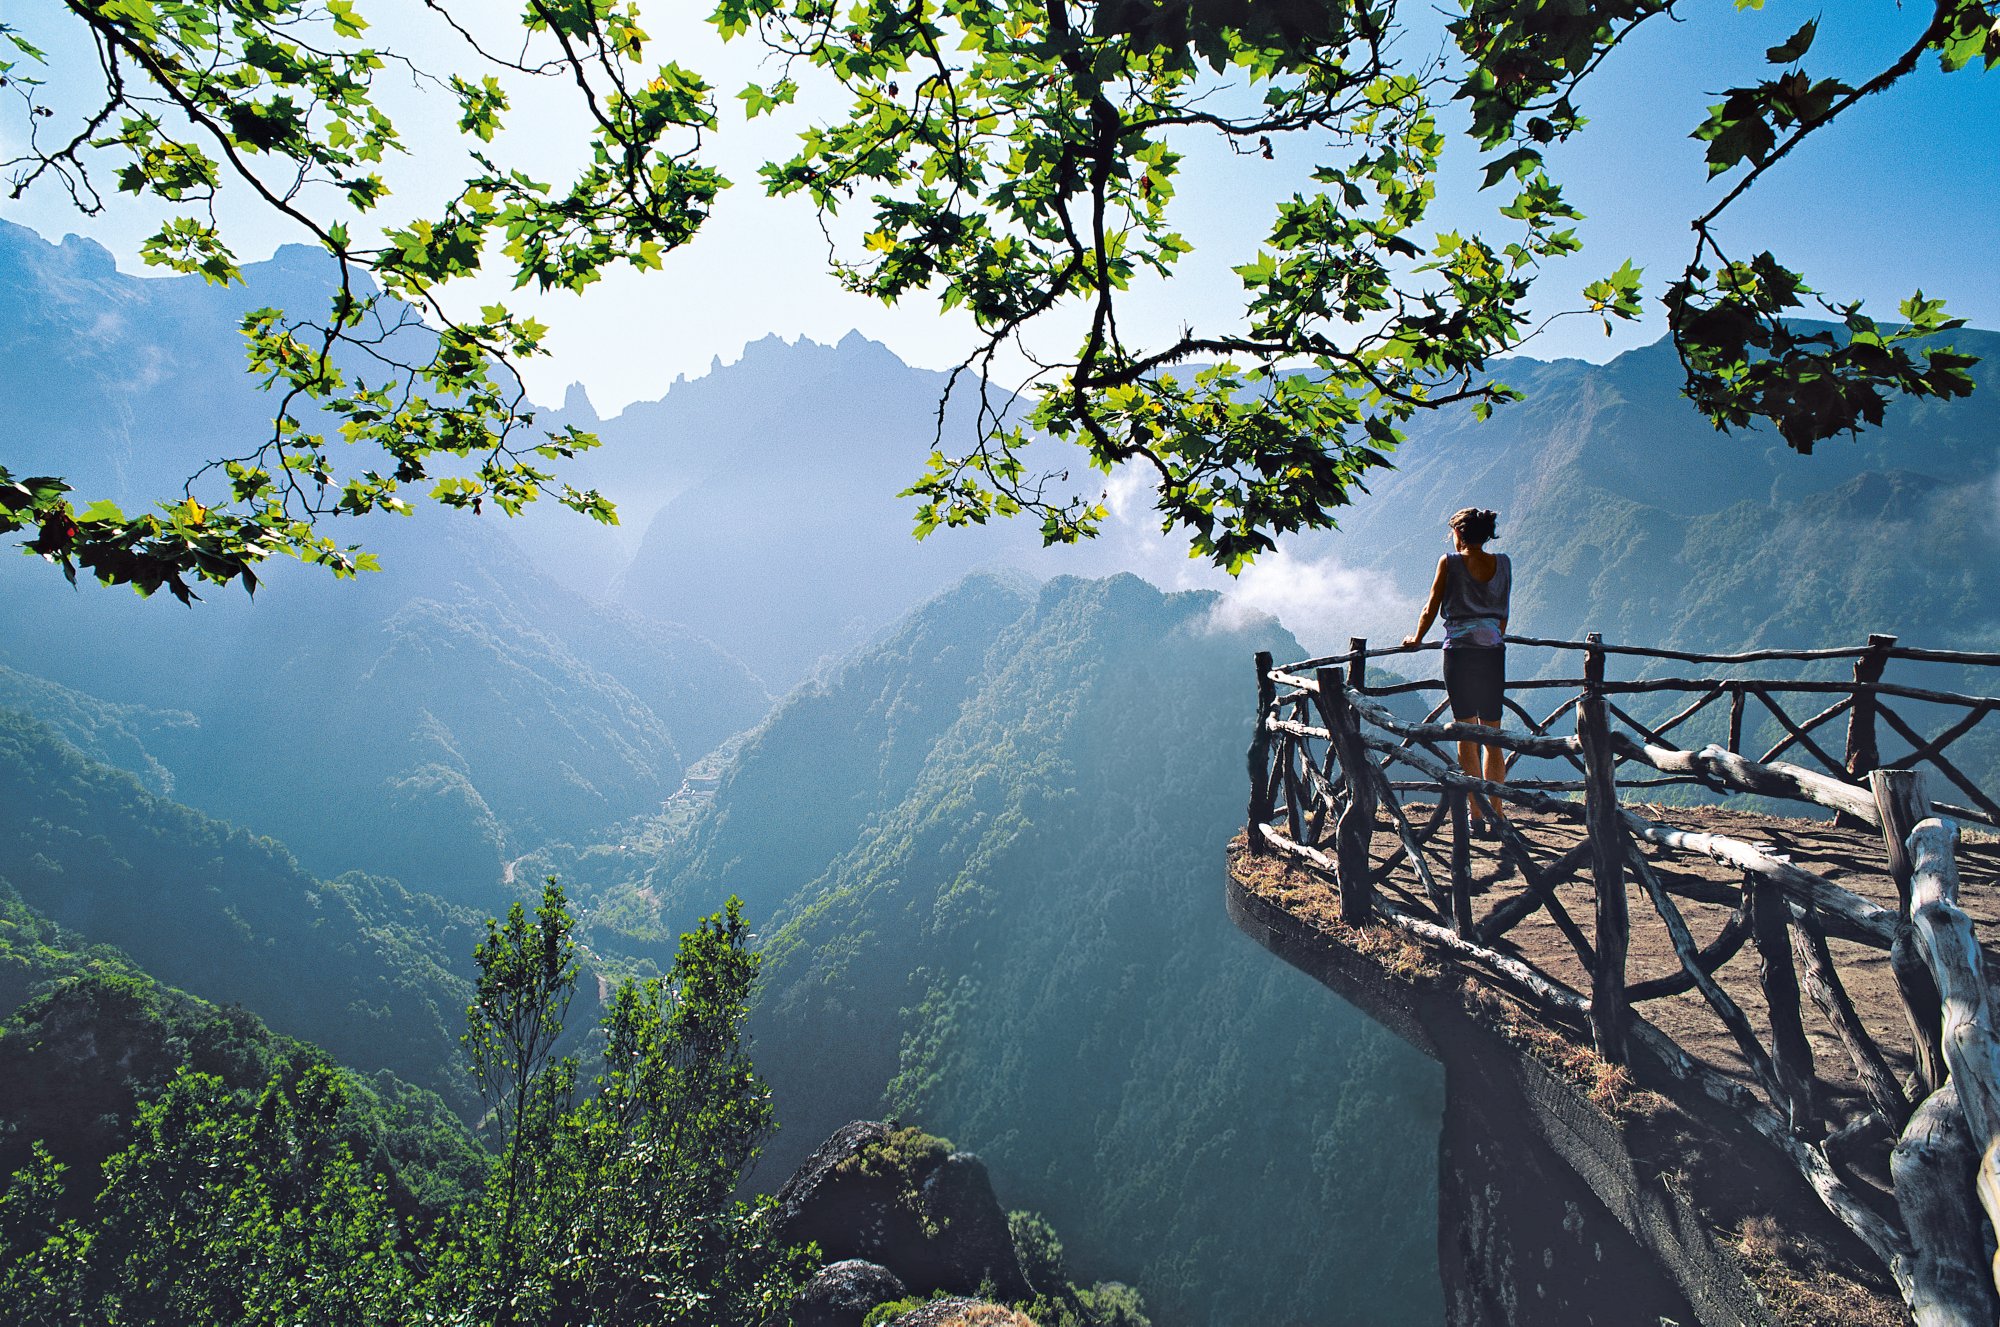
[1403,557,1450,647]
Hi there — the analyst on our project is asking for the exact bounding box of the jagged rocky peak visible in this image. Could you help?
[560,380,599,424]
[53,230,121,278]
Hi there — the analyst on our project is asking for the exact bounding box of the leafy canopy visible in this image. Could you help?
[450,881,805,1326]
[2,0,721,600]
[718,0,1992,569]
[2,0,1993,593]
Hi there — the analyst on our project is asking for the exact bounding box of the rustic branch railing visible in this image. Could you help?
[1244,633,2000,1324]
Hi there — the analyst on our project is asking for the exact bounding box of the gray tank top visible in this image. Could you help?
[1442,553,1509,649]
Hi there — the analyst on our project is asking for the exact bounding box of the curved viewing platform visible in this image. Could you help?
[1226,632,2000,1327]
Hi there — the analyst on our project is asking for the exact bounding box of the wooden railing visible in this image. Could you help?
[1244,632,2000,1325]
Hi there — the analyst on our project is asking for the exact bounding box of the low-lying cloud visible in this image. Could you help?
[1087,464,1416,655]
[1191,546,1417,657]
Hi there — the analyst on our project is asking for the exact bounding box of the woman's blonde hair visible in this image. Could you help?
[1449,507,1499,545]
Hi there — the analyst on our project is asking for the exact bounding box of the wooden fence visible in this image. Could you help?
[1245,632,2000,1325]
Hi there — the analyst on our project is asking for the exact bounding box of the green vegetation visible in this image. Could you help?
[446,883,808,1325]
[0,882,808,1326]
[0,706,481,1108]
[841,1190,1154,1327]
[0,883,483,1229]
[832,1126,958,1240]
[0,667,192,801]
[722,0,1988,567]
[630,571,1039,930]
[1009,1212,1153,1327]
[0,1068,422,1326]
[6,0,1991,593]
[622,573,1443,1325]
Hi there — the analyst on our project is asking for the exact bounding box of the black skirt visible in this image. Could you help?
[1443,646,1505,722]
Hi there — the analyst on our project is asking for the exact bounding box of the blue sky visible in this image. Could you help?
[3,0,1995,415]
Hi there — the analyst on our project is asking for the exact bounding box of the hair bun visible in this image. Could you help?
[1448,506,1499,544]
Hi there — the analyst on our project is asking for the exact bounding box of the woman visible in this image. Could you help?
[1402,507,1510,834]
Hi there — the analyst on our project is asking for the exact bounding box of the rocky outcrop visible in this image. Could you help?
[778,1121,1034,1305]
[793,1260,909,1327]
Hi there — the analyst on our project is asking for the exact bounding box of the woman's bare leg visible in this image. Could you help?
[1479,716,1507,824]
[1458,735,1484,820]
[1458,717,1506,822]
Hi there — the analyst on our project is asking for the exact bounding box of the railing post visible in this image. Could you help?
[1900,815,2000,1315]
[1873,767,1947,1097]
[1341,636,1369,857]
[1284,713,1308,846]
[1579,632,1629,1063]
[1846,633,1897,781]
[1747,869,1817,1132]
[1790,902,1911,1130]
[1449,788,1474,936]
[1726,683,1745,756]
[1890,1081,1998,1325]
[1318,666,1377,927]
[1246,651,1276,855]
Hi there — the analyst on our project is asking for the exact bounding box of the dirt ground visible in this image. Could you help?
[1250,800,1999,1120]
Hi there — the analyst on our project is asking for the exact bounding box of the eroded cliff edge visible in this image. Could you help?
[1226,839,1903,1327]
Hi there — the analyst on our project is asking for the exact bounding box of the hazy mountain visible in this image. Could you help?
[0,706,482,1111]
[0,513,770,900]
[569,318,2000,693]
[0,216,776,899]
[0,219,1076,892]
[1317,330,2000,658]
[12,210,1999,683]
[620,573,1443,1327]
[590,332,1109,691]
[0,664,195,800]
[0,221,346,511]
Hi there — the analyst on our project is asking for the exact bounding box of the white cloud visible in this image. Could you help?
[1101,464,1152,522]
[1193,546,1416,656]
[1081,460,1417,655]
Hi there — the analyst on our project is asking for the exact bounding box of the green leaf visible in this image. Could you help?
[1765,19,1817,64]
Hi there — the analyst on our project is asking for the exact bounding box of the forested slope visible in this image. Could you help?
[0,883,485,1220]
[646,571,1039,922]
[630,574,1442,1327]
[0,708,481,1111]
